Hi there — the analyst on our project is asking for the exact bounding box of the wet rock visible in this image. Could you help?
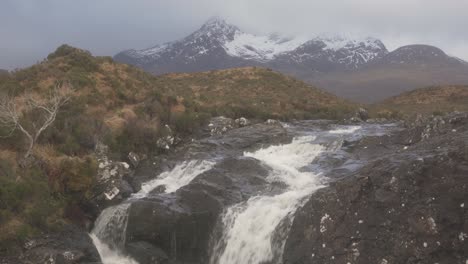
[93,142,133,207]
[206,116,235,136]
[283,115,468,264]
[119,180,134,199]
[235,117,249,127]
[266,119,280,125]
[126,241,169,264]
[125,157,270,263]
[128,152,140,168]
[17,226,100,264]
[157,125,179,151]
[357,107,369,121]
[206,122,289,151]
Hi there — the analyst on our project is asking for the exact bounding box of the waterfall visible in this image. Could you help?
[90,160,215,264]
[90,203,138,264]
[210,136,328,264]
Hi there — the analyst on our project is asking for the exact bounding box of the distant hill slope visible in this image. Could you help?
[372,85,468,116]
[156,67,355,120]
[114,18,468,103]
[312,45,468,103]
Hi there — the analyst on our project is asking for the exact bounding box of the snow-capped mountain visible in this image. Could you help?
[114,17,388,74]
[114,17,468,103]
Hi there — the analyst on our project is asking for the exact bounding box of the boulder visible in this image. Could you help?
[92,142,134,208]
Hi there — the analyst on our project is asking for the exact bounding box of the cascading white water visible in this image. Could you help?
[210,136,327,264]
[90,203,138,264]
[329,125,361,134]
[91,160,215,264]
[133,160,216,198]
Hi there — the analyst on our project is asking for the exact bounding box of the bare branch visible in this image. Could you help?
[0,94,20,136]
[0,82,72,158]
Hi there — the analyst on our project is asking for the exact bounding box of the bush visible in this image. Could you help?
[60,156,97,194]
[172,111,210,135]
[67,67,96,89]
[41,97,102,155]
[107,119,161,157]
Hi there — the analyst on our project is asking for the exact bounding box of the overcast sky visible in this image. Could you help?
[1,0,468,69]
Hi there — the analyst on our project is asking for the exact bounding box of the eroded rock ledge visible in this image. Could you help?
[284,113,468,264]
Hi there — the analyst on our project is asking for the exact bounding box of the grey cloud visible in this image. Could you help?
[1,0,468,69]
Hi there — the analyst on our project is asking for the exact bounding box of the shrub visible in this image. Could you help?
[59,156,97,195]
[107,119,161,157]
[66,67,96,89]
[172,111,210,135]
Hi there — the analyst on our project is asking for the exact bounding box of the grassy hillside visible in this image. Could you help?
[158,67,355,120]
[0,45,355,254]
[371,85,468,117]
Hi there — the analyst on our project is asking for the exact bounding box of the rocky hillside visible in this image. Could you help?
[0,45,356,256]
[115,18,468,103]
[372,85,468,117]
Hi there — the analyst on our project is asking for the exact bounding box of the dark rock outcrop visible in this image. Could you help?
[124,121,288,263]
[18,226,100,264]
[283,113,468,264]
[126,157,271,263]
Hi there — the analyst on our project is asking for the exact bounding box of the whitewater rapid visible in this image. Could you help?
[90,160,215,264]
[90,122,366,264]
[210,136,328,264]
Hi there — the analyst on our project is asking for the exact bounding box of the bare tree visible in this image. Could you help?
[0,83,71,159]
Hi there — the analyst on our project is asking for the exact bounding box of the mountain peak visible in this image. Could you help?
[204,16,228,25]
[190,16,240,42]
[199,17,238,31]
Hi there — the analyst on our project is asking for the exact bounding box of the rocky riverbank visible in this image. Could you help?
[284,113,468,264]
[6,113,468,264]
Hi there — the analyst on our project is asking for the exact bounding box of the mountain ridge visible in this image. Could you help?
[115,17,389,73]
[114,18,468,103]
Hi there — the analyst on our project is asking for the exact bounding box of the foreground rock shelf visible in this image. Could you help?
[285,113,468,264]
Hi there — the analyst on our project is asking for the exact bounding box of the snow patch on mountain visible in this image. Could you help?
[136,44,170,57]
[224,33,309,61]
[318,35,383,52]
